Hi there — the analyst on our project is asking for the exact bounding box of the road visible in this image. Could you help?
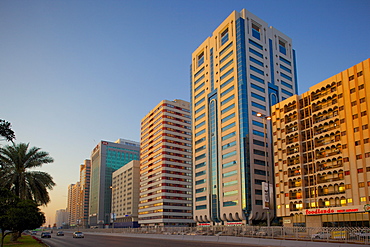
[39,232,260,247]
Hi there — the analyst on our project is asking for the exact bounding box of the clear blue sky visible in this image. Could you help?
[1,0,369,225]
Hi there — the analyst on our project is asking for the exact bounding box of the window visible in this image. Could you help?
[353,114,358,120]
[250,74,265,84]
[365,152,370,158]
[339,106,344,111]
[364,138,370,144]
[279,56,291,66]
[360,197,366,202]
[220,77,234,89]
[251,101,266,110]
[357,71,363,77]
[221,104,235,115]
[221,113,235,123]
[249,56,263,67]
[357,168,363,173]
[195,162,206,169]
[220,59,234,72]
[359,84,365,90]
[250,65,264,76]
[249,48,263,58]
[221,94,235,106]
[221,122,235,132]
[355,141,361,146]
[360,97,366,103]
[338,93,343,99]
[350,88,356,94]
[349,75,355,81]
[354,127,359,132]
[249,39,263,50]
[251,92,265,101]
[341,131,346,136]
[359,182,365,188]
[361,111,367,117]
[223,170,237,178]
[222,150,237,159]
[195,179,206,185]
[281,72,292,81]
[279,39,287,55]
[221,86,234,97]
[195,170,206,177]
[253,130,264,137]
[220,51,233,64]
[196,205,206,210]
[197,52,204,67]
[220,68,234,81]
[223,200,238,207]
[281,80,293,89]
[351,101,357,106]
[195,187,206,193]
[252,22,261,40]
[221,28,229,46]
[252,120,264,128]
[342,144,347,148]
[356,154,362,160]
[222,132,236,141]
[222,141,236,150]
[363,124,368,130]
[251,83,265,93]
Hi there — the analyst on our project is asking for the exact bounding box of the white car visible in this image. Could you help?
[311,231,330,239]
[72,231,84,238]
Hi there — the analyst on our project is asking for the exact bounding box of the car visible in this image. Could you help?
[73,231,84,238]
[311,231,331,239]
[31,231,37,235]
[56,231,64,236]
[354,230,370,239]
[41,232,51,238]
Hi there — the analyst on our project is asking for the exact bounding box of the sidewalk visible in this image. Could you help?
[82,231,368,247]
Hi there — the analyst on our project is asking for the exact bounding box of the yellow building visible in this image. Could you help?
[138,99,194,226]
[272,58,370,227]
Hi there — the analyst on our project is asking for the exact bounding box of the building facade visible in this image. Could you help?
[111,160,140,228]
[88,139,140,227]
[67,182,81,226]
[79,159,91,228]
[55,209,69,229]
[191,9,297,225]
[138,99,193,226]
[272,58,370,227]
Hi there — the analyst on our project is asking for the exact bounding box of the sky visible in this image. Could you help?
[1,0,369,225]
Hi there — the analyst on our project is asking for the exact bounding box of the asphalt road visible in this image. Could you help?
[39,232,260,247]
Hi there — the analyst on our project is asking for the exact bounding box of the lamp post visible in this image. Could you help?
[256,112,271,227]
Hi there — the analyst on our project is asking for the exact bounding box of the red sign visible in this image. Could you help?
[305,208,360,215]
[102,141,108,145]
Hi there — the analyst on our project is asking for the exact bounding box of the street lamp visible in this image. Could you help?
[256,112,271,227]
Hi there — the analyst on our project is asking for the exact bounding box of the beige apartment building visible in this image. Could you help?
[111,160,140,228]
[79,159,91,228]
[67,182,82,226]
[272,58,370,227]
[138,99,194,226]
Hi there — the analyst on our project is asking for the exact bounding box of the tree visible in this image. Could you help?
[0,187,18,247]
[0,188,45,246]
[0,143,55,205]
[0,119,15,143]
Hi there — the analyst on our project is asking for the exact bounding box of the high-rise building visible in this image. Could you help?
[111,160,140,228]
[67,182,81,226]
[55,209,69,229]
[191,9,297,225]
[272,58,370,227]
[138,99,193,226]
[79,159,91,227]
[88,139,140,227]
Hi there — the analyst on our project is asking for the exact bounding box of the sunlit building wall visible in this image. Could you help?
[138,99,194,226]
[79,159,91,227]
[272,58,370,227]
[55,209,69,229]
[191,9,297,225]
[88,139,140,227]
[111,160,140,228]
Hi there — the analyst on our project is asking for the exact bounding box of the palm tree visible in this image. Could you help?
[0,143,55,206]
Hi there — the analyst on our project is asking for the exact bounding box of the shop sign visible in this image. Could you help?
[226,222,243,226]
[304,206,362,215]
[198,223,211,226]
[364,204,370,212]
